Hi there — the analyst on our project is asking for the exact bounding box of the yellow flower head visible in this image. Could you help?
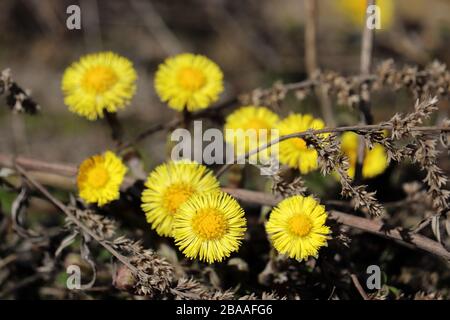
[277,113,325,174]
[154,53,224,112]
[341,131,388,179]
[266,195,330,261]
[141,160,220,237]
[224,105,280,158]
[62,52,137,120]
[337,0,394,29]
[173,191,246,264]
[77,151,128,206]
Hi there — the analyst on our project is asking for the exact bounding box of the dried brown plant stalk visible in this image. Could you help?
[0,69,40,114]
[11,163,281,299]
[0,154,448,262]
[222,188,450,261]
[1,68,450,299]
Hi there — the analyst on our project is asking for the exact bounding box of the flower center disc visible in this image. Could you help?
[177,67,205,91]
[83,66,118,94]
[87,166,110,188]
[289,215,312,237]
[163,183,195,215]
[292,138,307,150]
[192,208,228,240]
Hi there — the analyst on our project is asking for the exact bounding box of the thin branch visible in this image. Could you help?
[10,164,228,299]
[222,188,450,261]
[13,164,145,279]
[129,0,184,55]
[0,273,45,297]
[0,154,78,176]
[305,0,318,76]
[355,0,375,182]
[1,156,449,260]
[118,97,238,151]
[0,254,18,270]
[117,59,448,151]
[1,124,448,181]
[304,0,335,127]
[80,0,102,51]
[117,118,179,152]
[350,273,370,300]
[412,214,440,234]
[121,57,445,152]
[215,124,450,177]
[360,0,375,76]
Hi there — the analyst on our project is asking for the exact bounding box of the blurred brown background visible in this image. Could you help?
[1,0,450,167]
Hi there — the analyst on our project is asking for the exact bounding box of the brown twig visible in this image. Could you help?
[1,155,449,260]
[10,164,225,299]
[0,273,45,297]
[360,0,375,76]
[355,0,375,182]
[222,188,450,261]
[118,97,238,151]
[1,123,448,180]
[412,214,439,234]
[120,65,397,150]
[80,0,102,51]
[129,0,184,55]
[0,154,78,176]
[304,0,335,127]
[117,118,179,153]
[0,254,18,270]
[305,0,318,77]
[13,164,146,279]
[350,273,370,300]
[215,124,450,177]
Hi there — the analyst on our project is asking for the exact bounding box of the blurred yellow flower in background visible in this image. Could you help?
[173,191,246,264]
[154,53,223,112]
[141,160,220,237]
[266,195,330,261]
[77,151,127,206]
[337,0,394,29]
[340,131,388,179]
[62,52,137,120]
[277,114,325,174]
[224,105,280,158]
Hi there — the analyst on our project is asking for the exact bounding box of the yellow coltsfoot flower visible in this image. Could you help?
[266,195,330,261]
[77,151,128,206]
[141,160,220,237]
[173,191,247,264]
[62,52,137,120]
[340,131,388,179]
[224,105,280,158]
[277,113,325,174]
[154,53,223,112]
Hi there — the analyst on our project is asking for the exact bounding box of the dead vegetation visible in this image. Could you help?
[1,0,450,300]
